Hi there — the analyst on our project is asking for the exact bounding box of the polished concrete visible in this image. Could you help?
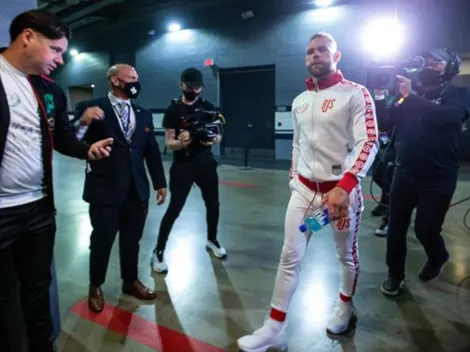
[49,153,470,352]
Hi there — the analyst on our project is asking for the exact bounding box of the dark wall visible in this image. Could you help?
[53,0,470,110]
[52,0,470,162]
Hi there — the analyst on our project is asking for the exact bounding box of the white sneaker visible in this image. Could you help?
[237,317,287,352]
[206,240,227,258]
[375,220,388,237]
[326,300,355,334]
[151,250,168,273]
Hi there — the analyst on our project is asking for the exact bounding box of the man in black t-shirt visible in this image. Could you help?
[151,68,227,273]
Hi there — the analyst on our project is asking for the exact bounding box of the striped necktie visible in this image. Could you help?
[117,102,133,143]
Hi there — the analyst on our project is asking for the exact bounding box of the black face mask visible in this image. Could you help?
[116,79,141,99]
[418,68,443,86]
[124,81,141,99]
[183,90,200,101]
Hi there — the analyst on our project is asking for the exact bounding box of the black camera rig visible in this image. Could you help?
[366,48,461,95]
[366,56,425,93]
[180,109,226,143]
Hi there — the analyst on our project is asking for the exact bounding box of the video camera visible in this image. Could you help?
[366,56,425,93]
[180,109,226,143]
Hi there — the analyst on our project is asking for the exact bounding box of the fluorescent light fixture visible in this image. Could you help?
[69,49,79,56]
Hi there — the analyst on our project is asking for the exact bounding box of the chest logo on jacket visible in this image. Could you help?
[321,98,336,113]
[294,103,308,114]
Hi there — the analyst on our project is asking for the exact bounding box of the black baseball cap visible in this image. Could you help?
[423,48,451,62]
[181,67,204,87]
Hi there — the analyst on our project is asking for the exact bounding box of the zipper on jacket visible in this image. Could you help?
[311,86,318,189]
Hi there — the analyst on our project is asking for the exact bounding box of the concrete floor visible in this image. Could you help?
[50,153,470,352]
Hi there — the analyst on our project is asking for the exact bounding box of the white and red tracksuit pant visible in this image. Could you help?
[270,174,363,317]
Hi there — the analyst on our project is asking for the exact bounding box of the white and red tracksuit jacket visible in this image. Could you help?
[289,70,379,194]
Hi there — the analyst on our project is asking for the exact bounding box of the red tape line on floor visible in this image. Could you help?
[219,181,256,188]
[70,299,228,352]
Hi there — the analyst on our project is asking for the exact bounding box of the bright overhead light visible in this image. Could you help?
[168,23,181,32]
[360,17,405,58]
[69,49,79,56]
[91,84,95,88]
[315,0,333,8]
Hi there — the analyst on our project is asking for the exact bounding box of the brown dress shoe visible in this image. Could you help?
[122,280,156,300]
[88,285,104,313]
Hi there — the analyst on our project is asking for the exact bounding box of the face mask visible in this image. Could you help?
[115,78,141,99]
[122,81,141,99]
[183,90,200,101]
[418,68,442,86]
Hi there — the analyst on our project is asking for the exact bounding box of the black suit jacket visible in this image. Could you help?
[74,96,166,206]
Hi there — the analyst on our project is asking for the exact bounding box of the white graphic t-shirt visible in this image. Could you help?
[0,54,45,208]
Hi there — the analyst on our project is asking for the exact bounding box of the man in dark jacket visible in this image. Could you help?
[73,64,167,313]
[378,49,470,296]
[0,9,113,352]
[371,130,396,236]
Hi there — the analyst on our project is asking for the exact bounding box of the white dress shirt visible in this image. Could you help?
[76,92,136,141]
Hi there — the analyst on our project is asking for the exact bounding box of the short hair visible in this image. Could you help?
[106,64,133,80]
[309,32,338,52]
[9,9,71,42]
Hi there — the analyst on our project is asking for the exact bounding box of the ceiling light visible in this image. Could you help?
[168,23,181,32]
[315,0,333,8]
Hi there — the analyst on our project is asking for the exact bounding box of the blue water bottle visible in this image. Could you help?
[299,207,330,233]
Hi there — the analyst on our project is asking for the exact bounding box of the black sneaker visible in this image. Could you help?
[418,258,448,282]
[371,204,386,217]
[381,276,405,297]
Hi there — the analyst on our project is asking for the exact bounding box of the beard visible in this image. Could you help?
[308,62,332,79]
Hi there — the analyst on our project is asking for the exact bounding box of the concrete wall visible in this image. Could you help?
[53,0,470,160]
[0,0,37,46]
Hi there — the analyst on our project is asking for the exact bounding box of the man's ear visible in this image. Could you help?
[333,50,342,64]
[110,76,118,86]
[22,28,35,47]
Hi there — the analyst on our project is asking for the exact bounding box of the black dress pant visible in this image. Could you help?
[89,181,148,286]
[386,168,456,278]
[0,197,56,352]
[156,155,219,252]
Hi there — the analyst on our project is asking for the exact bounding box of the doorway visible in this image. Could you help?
[219,65,275,159]
[68,85,94,111]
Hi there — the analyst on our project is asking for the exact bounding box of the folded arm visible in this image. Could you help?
[400,93,469,127]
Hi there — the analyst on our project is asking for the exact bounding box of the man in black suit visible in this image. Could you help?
[73,64,167,313]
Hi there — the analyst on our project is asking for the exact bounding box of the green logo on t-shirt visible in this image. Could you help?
[44,93,55,115]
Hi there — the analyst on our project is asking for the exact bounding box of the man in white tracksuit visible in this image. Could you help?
[237,32,379,352]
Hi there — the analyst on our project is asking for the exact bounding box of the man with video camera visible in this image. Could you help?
[376,49,470,296]
[151,68,226,273]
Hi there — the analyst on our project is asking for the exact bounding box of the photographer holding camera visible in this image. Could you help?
[377,49,470,296]
[151,68,226,273]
